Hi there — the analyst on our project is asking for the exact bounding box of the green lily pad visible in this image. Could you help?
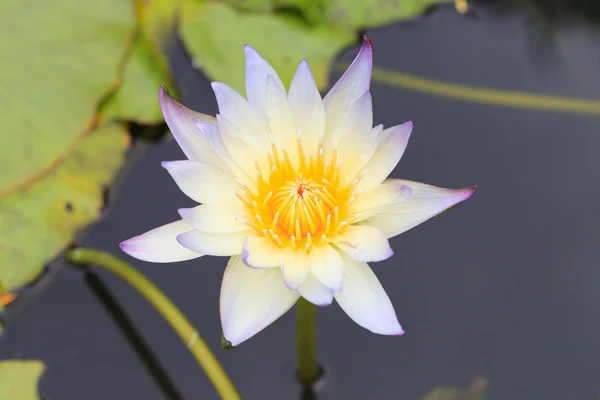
[101,31,173,124]
[179,1,353,92]
[422,377,488,400]
[289,0,454,28]
[0,360,44,400]
[0,0,133,194]
[0,124,129,292]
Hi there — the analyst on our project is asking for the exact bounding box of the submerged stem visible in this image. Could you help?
[66,248,240,400]
[296,297,320,386]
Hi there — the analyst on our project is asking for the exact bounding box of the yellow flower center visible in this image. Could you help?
[236,140,362,250]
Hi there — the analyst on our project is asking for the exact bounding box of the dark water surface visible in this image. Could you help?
[3,3,600,399]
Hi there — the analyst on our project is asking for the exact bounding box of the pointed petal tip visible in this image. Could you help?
[160,160,174,169]
[119,239,130,252]
[362,35,373,48]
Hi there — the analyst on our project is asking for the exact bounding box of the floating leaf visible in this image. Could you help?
[422,377,488,400]
[308,0,454,29]
[0,124,129,292]
[0,360,44,400]
[179,1,353,92]
[0,0,134,194]
[101,32,173,124]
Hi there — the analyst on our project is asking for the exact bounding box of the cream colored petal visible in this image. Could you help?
[196,121,256,190]
[178,204,247,233]
[352,181,412,222]
[176,230,251,256]
[161,160,240,204]
[323,37,372,139]
[328,90,372,148]
[242,236,283,268]
[120,220,202,263]
[211,82,271,150]
[298,272,334,306]
[281,248,310,290]
[244,45,285,112]
[158,87,221,165]
[359,122,413,191]
[334,255,404,335]
[215,114,259,174]
[265,75,298,166]
[339,124,383,186]
[333,225,393,262]
[221,255,300,346]
[308,244,343,292]
[363,180,476,238]
[288,60,324,155]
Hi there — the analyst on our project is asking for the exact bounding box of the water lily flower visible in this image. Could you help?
[120,37,476,346]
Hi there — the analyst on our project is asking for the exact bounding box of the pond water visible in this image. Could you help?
[3,2,600,399]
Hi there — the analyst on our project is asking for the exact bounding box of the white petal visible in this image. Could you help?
[221,255,300,346]
[244,45,285,112]
[329,90,372,147]
[161,160,239,204]
[242,236,283,268]
[341,124,383,185]
[308,244,343,292]
[211,82,270,150]
[158,87,221,165]
[196,121,253,186]
[352,181,412,222]
[288,60,325,154]
[334,255,403,335]
[360,122,413,191]
[265,75,297,165]
[176,230,251,256]
[298,272,334,306]
[323,37,372,138]
[215,114,259,174]
[333,225,393,262]
[120,220,201,263]
[178,204,247,233]
[364,180,476,238]
[281,249,309,290]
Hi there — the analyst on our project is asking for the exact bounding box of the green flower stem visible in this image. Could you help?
[296,297,320,386]
[66,248,240,400]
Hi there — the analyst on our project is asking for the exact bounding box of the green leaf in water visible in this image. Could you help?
[304,0,454,29]
[0,124,129,292]
[179,1,354,92]
[0,360,44,400]
[0,0,134,194]
[101,31,173,124]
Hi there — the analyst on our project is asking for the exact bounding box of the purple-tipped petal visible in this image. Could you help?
[323,37,373,136]
[244,45,285,111]
[221,255,300,346]
[159,86,223,166]
[360,121,413,191]
[120,220,202,263]
[365,180,477,238]
[334,254,404,336]
[288,59,325,153]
